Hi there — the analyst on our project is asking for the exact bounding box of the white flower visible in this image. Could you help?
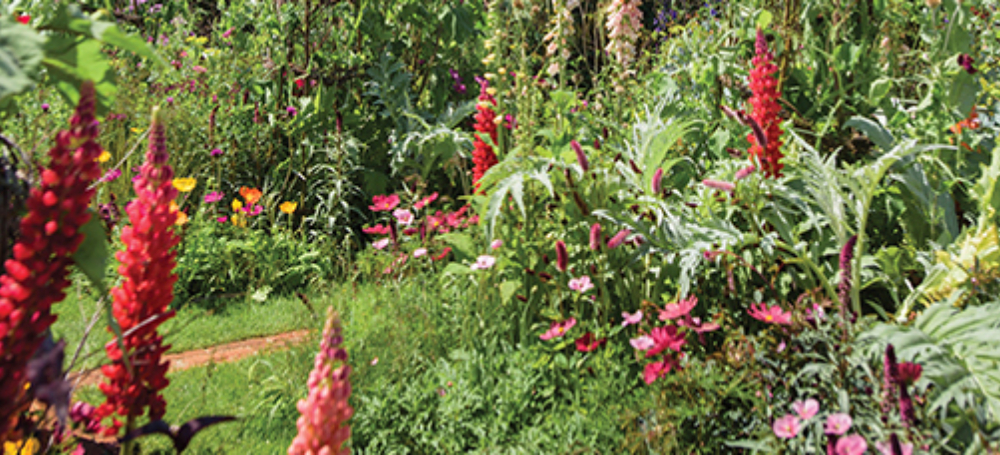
[470,255,497,270]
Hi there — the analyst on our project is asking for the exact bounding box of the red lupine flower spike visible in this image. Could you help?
[95,106,180,436]
[0,81,102,442]
[746,28,784,178]
[472,77,499,192]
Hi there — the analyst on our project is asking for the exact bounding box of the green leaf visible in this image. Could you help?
[756,10,773,29]
[869,78,892,105]
[72,212,108,290]
[843,116,894,151]
[949,71,978,117]
[438,232,476,261]
[499,281,519,304]
[42,35,116,114]
[0,21,45,101]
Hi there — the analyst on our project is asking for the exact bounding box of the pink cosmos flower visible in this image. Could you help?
[773,414,801,439]
[643,355,679,384]
[748,302,792,325]
[217,216,228,223]
[393,208,414,225]
[659,295,697,320]
[414,192,438,210]
[646,326,686,358]
[413,248,428,258]
[835,434,868,455]
[703,179,736,194]
[490,239,503,249]
[568,276,594,293]
[540,318,577,340]
[372,238,390,250]
[621,310,643,326]
[470,255,496,270]
[793,398,820,420]
[630,335,654,351]
[204,191,224,203]
[574,332,605,352]
[242,204,263,216]
[369,194,400,212]
[825,413,853,435]
[363,224,391,235]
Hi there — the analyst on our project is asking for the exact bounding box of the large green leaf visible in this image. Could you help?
[72,212,108,291]
[0,20,45,101]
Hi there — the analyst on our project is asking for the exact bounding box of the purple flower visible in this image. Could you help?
[210,148,223,157]
[957,54,977,74]
[204,192,224,203]
[571,140,589,172]
[41,103,50,112]
[287,106,298,116]
[702,179,735,193]
[217,216,228,223]
[166,96,174,103]
[101,169,122,182]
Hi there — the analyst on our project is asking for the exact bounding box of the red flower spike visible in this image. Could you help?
[472,78,498,192]
[747,28,784,178]
[95,106,180,436]
[0,81,102,441]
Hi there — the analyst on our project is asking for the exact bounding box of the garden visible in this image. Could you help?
[1,0,999,453]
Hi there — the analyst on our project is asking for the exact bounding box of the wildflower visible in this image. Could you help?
[286,106,298,116]
[0,81,102,441]
[542,0,577,78]
[571,140,588,172]
[362,225,390,235]
[630,335,654,350]
[41,103,49,112]
[568,276,593,293]
[659,296,697,320]
[957,54,977,74]
[838,235,858,311]
[175,211,189,226]
[288,308,353,455]
[172,177,197,192]
[539,318,577,340]
[101,169,122,182]
[393,209,413,225]
[894,362,922,386]
[372,238,390,250]
[3,438,40,454]
[748,302,792,325]
[622,310,643,326]
[16,14,30,25]
[98,150,112,163]
[413,192,438,210]
[876,435,913,455]
[735,165,756,180]
[96,106,179,436]
[574,332,606,352]
[294,79,305,89]
[204,192,224,203]
[836,435,868,455]
[216,216,228,223]
[239,187,262,205]
[242,204,263,217]
[747,28,785,177]
[825,413,852,435]
[413,248,428,258]
[555,240,568,272]
[472,77,499,192]
[652,168,663,194]
[470,255,496,270]
[607,229,630,249]
[192,65,207,73]
[646,326,686,358]
[773,414,801,439]
[490,239,503,249]
[222,28,234,38]
[431,247,451,261]
[231,199,243,212]
[279,201,297,214]
[210,148,223,157]
[370,357,378,366]
[702,179,736,194]
[605,0,643,68]
[643,355,679,384]
[589,223,602,250]
[793,398,820,420]
[369,194,400,212]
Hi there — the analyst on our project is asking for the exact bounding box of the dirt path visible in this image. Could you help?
[72,329,314,388]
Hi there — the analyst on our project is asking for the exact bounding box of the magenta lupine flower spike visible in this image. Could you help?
[838,235,857,312]
[0,82,103,441]
[589,223,602,250]
[555,240,568,272]
[571,140,589,173]
[288,308,353,455]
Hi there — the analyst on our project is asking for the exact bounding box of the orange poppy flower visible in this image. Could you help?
[240,186,262,205]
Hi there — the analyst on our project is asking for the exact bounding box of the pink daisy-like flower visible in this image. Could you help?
[540,318,577,340]
[204,191,224,203]
[773,414,801,439]
[217,216,228,223]
[659,295,697,320]
[413,248,428,258]
[825,413,852,436]
[646,326,686,358]
[748,302,792,325]
[372,238,390,250]
[413,192,438,210]
[835,434,868,455]
[621,310,643,326]
[630,335,654,351]
[369,194,400,212]
[470,255,496,270]
[793,398,820,420]
[393,208,414,225]
[491,239,503,249]
[568,276,594,293]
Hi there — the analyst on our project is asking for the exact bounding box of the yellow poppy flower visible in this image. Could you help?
[232,199,244,212]
[172,178,197,193]
[279,201,298,214]
[231,213,246,227]
[4,438,40,455]
[175,211,189,226]
[97,150,112,163]
[130,127,144,134]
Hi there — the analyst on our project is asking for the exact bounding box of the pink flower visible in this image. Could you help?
[217,216,228,223]
[393,209,414,225]
[607,229,630,249]
[369,194,400,212]
[589,223,602,250]
[413,248,428,258]
[630,335,654,351]
[210,148,223,157]
[793,398,820,420]
[735,165,756,180]
[242,204,263,216]
[574,332,605,352]
[540,318,577,340]
[643,356,679,384]
[568,276,594,293]
[490,239,503,249]
[101,168,122,182]
[204,191,224,203]
[835,434,868,455]
[651,168,663,194]
[571,140,589,172]
[748,302,792,325]
[370,357,378,366]
[894,362,922,386]
[876,437,913,455]
[372,238,390,250]
[363,224,390,235]
[703,179,736,194]
[192,65,207,73]
[414,192,438,210]
[222,28,234,38]
[621,310,643,326]
[555,240,568,272]
[470,255,496,270]
[773,414,801,439]
[825,413,852,436]
[287,106,298,116]
[659,295,697,320]
[646,326,686,358]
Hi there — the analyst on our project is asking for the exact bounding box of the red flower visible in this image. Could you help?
[0,82,102,441]
[95,106,180,436]
[294,78,305,89]
[472,78,498,192]
[893,362,922,386]
[643,355,679,385]
[574,332,606,352]
[431,247,452,261]
[362,224,391,235]
[16,14,30,25]
[747,28,784,178]
[555,240,568,272]
[645,326,686,358]
[369,194,400,212]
